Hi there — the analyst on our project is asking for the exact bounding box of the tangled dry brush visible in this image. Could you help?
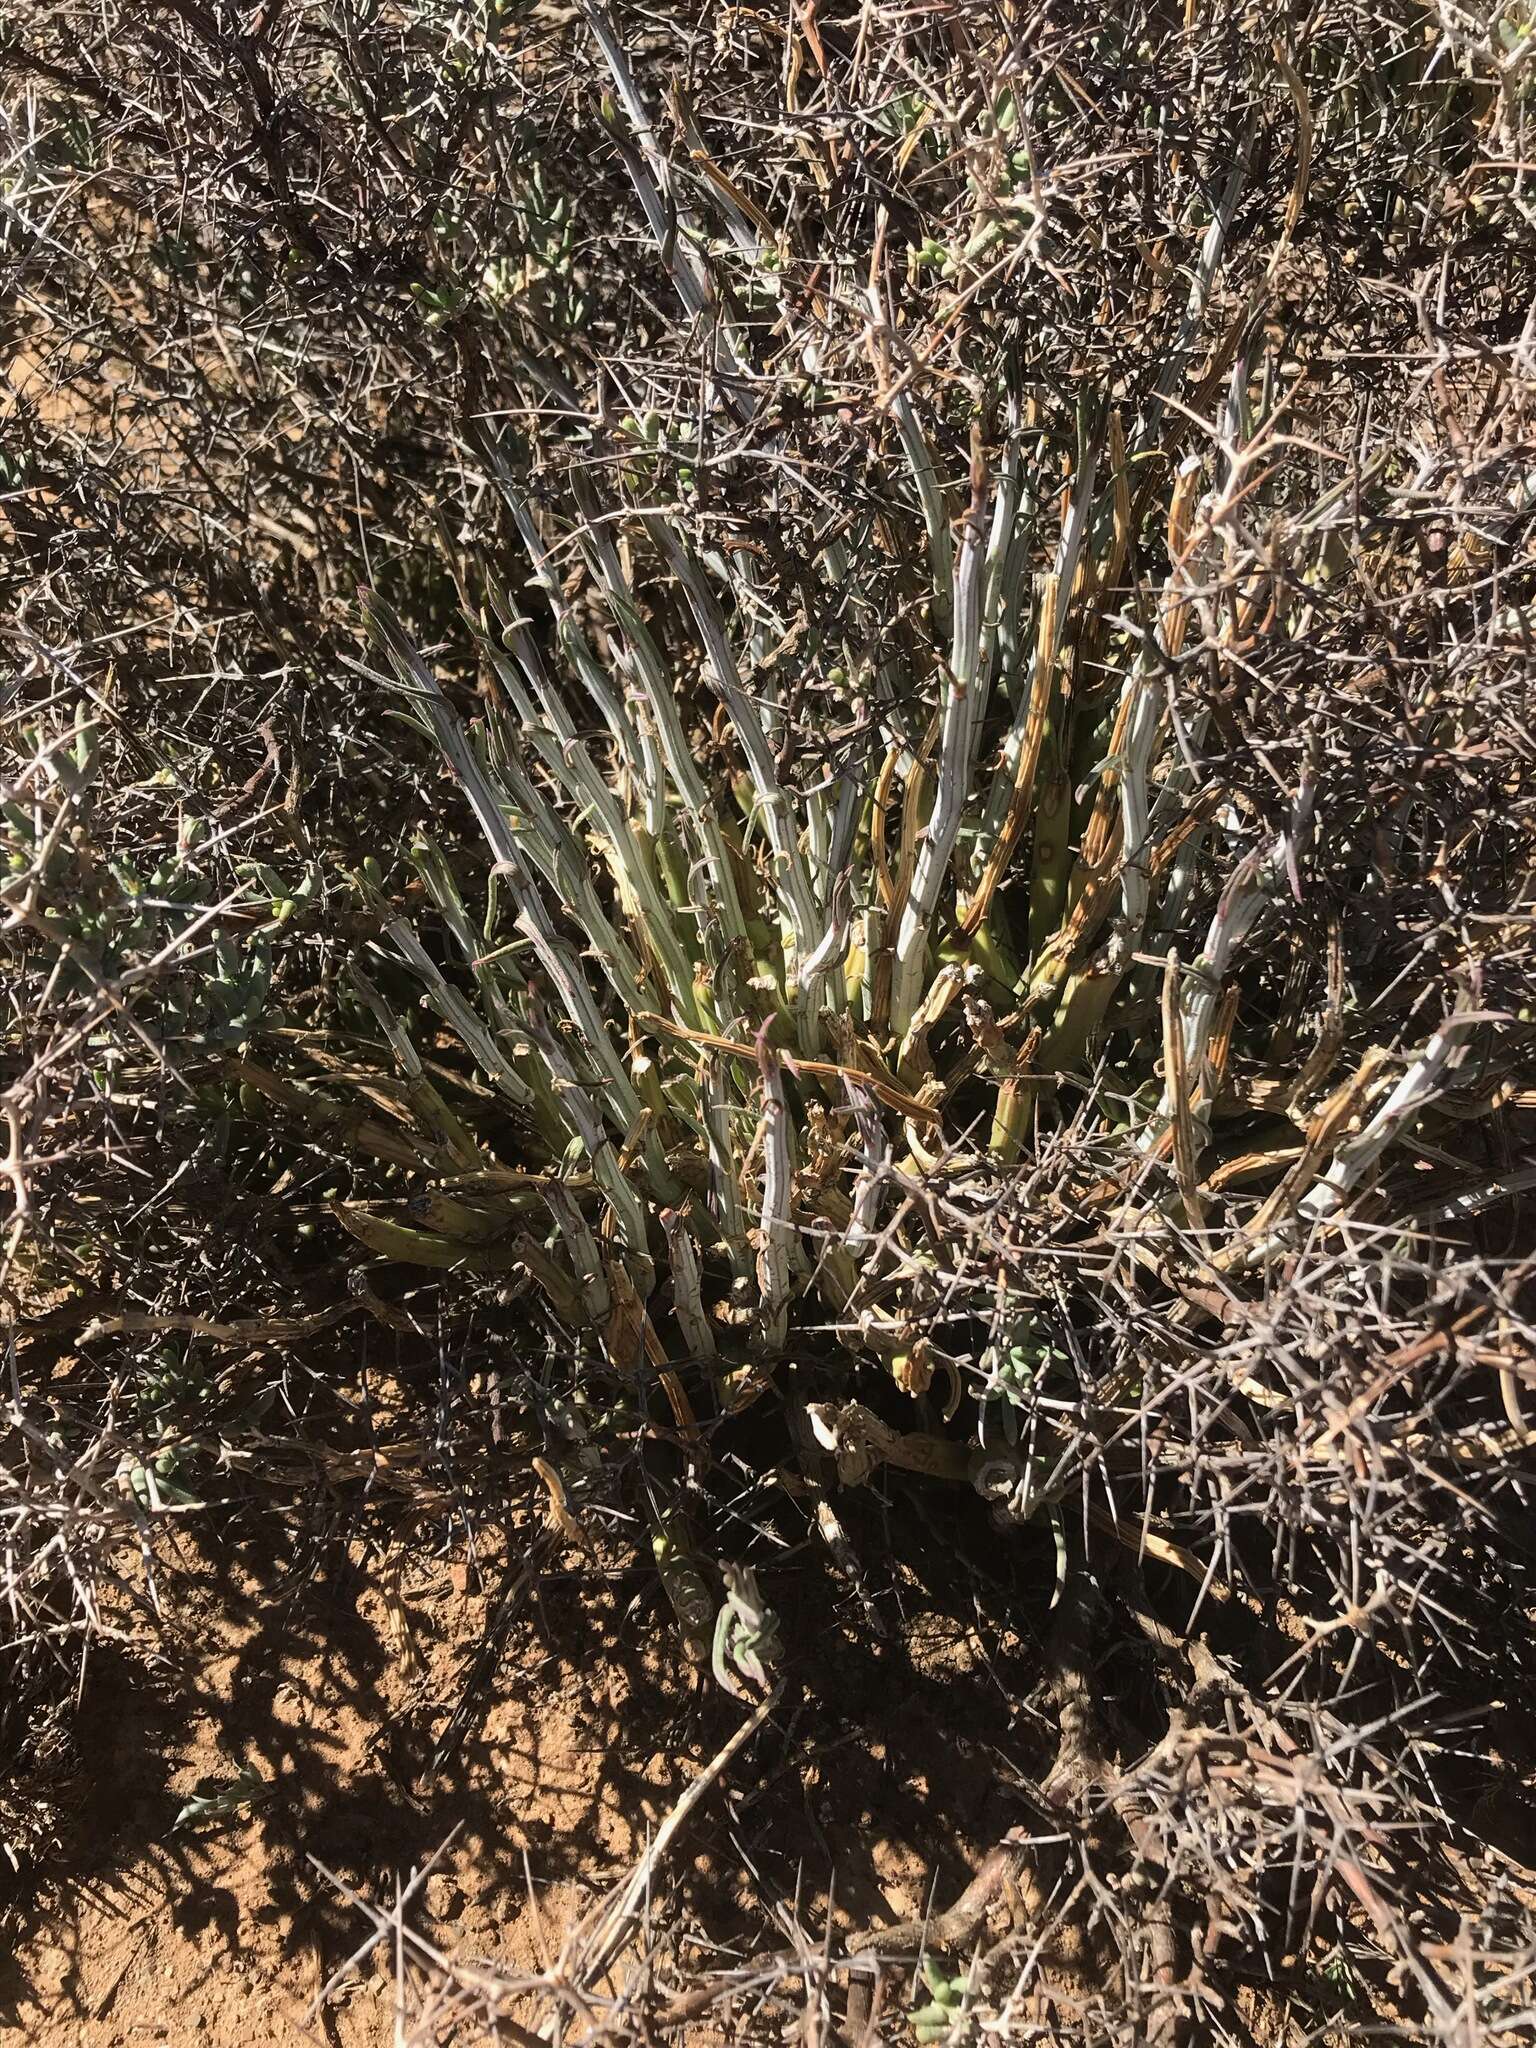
[5,1,1536,2041]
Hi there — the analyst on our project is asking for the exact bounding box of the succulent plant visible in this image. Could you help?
[321,27,1516,1547]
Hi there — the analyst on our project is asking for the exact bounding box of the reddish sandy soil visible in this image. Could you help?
[2,1502,1038,2046]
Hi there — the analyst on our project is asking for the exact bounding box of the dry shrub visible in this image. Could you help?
[4,2,1536,2040]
